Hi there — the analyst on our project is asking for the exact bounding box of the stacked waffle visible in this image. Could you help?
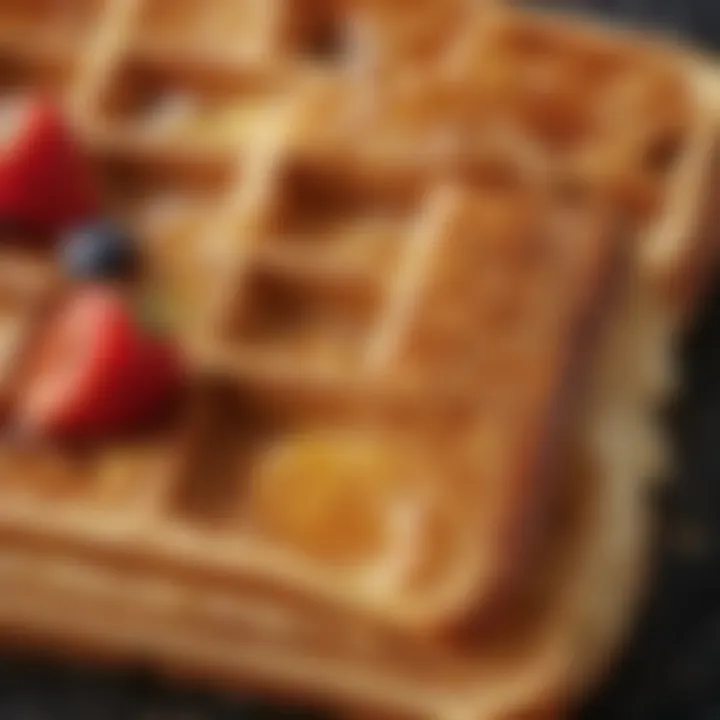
[0,1,716,718]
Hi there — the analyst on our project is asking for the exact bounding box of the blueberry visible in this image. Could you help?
[60,220,138,280]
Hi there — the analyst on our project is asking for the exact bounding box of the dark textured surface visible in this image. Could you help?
[1,2,720,718]
[578,283,720,720]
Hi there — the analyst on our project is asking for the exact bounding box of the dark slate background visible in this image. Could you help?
[3,1,720,718]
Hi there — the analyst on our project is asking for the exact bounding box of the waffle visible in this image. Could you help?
[0,277,665,720]
[0,0,716,718]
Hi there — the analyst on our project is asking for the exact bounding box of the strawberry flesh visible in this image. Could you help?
[18,286,182,438]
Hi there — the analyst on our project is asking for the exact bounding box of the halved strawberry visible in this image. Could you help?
[0,97,100,237]
[17,286,183,438]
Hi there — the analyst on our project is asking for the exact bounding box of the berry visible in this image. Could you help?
[60,220,138,280]
[0,97,100,237]
[17,286,183,438]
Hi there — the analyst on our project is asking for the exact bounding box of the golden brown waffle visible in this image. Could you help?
[282,4,719,318]
[0,1,716,718]
[0,177,620,631]
[0,281,664,720]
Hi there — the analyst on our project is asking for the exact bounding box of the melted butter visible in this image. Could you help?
[250,433,431,566]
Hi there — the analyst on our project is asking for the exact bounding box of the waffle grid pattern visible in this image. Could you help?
[0,1,716,719]
[0,0,653,630]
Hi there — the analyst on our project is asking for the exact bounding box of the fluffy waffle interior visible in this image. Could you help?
[0,0,715,717]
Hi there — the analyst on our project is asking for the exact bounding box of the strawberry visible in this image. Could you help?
[0,97,100,237]
[17,286,183,438]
